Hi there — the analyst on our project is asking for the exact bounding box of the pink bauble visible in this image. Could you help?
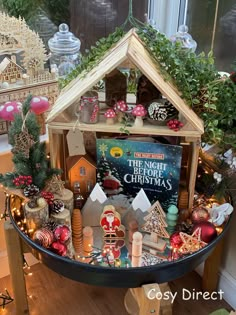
[51,241,67,256]
[191,208,210,224]
[170,231,183,249]
[192,221,217,243]
[30,96,49,115]
[54,225,71,243]
[33,228,54,248]
[0,101,22,121]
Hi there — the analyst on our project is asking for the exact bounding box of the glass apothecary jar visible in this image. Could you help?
[170,25,197,52]
[48,23,81,78]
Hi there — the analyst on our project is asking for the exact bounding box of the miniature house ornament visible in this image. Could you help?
[48,23,81,77]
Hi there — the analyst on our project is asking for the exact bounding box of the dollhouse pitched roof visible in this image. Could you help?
[47,28,204,135]
[0,57,24,73]
[66,154,96,171]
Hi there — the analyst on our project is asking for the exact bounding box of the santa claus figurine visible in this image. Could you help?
[100,205,125,238]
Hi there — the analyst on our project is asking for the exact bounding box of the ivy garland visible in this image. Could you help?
[61,24,236,150]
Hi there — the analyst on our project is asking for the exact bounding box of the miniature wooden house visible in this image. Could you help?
[66,154,96,197]
[0,57,23,83]
[47,28,204,209]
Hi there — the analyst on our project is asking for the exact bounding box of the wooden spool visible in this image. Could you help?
[72,209,83,254]
[24,198,49,232]
[53,188,74,214]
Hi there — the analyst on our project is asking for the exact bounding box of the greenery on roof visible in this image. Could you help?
[61,24,236,150]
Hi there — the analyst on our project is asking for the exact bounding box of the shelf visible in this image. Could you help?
[48,117,201,138]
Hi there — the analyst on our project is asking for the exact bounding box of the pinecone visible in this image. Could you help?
[23,184,40,197]
[51,199,64,214]
[42,219,58,232]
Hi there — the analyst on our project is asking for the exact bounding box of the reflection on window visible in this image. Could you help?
[80,166,86,176]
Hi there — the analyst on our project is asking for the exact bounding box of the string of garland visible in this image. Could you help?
[0,289,14,309]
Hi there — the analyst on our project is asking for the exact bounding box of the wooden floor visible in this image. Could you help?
[0,263,231,315]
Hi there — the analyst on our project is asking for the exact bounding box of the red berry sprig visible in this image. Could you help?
[12,175,33,187]
[40,191,54,206]
[167,119,184,131]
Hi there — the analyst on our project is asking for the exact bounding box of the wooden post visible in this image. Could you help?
[202,238,224,292]
[4,221,29,315]
[124,283,172,315]
[187,138,201,209]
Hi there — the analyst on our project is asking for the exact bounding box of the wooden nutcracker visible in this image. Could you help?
[100,205,125,239]
[132,232,143,267]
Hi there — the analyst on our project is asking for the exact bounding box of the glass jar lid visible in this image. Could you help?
[170,25,197,52]
[48,23,81,55]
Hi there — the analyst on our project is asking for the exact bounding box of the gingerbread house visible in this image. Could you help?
[47,28,204,209]
[0,57,24,83]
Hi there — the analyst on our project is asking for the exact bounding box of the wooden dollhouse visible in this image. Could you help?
[46,28,204,209]
[66,154,96,197]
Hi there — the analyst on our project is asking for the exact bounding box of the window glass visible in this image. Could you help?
[186,0,236,71]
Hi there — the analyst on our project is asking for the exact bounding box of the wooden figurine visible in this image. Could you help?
[66,154,96,198]
[24,197,49,232]
[82,226,93,255]
[71,209,83,253]
[142,201,169,252]
[128,219,139,243]
[100,205,125,239]
[131,231,143,267]
[102,239,125,266]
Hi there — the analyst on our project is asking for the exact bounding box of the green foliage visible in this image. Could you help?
[0,95,61,190]
[61,23,236,149]
[60,27,125,88]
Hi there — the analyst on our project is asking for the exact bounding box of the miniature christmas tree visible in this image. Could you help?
[0,95,60,191]
[142,200,169,252]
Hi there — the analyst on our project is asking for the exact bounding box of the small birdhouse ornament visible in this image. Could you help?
[100,205,125,238]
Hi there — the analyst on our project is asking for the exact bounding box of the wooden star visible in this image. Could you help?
[179,228,207,254]
[45,175,65,196]
[13,129,36,158]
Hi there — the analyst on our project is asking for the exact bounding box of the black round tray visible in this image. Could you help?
[9,199,231,288]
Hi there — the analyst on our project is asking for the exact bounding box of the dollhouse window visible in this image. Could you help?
[80,166,86,176]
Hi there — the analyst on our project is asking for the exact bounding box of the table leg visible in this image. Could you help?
[202,238,224,293]
[4,221,29,315]
[124,283,172,315]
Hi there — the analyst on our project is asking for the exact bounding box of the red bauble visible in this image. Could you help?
[170,231,183,249]
[54,225,71,243]
[51,241,67,256]
[192,221,217,243]
[191,208,210,224]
